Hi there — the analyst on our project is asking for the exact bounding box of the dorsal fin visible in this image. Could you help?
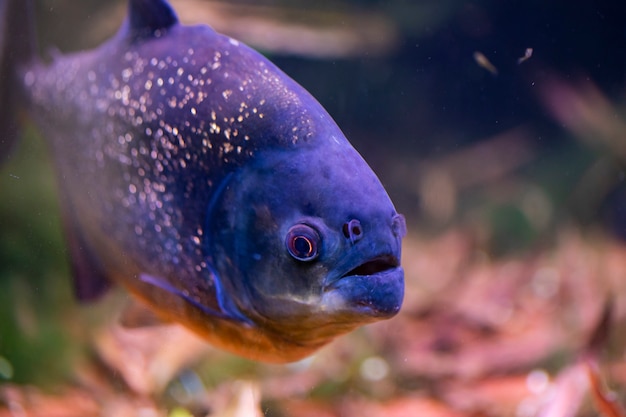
[126,0,178,41]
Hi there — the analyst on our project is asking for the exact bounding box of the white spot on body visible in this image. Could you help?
[24,71,35,87]
[121,68,133,82]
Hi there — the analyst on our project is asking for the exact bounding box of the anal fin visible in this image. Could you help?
[56,179,110,301]
[65,224,111,301]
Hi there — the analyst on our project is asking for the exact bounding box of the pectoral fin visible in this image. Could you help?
[139,273,250,324]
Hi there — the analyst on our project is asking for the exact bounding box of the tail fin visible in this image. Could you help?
[0,0,36,162]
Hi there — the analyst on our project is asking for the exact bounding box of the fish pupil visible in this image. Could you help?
[294,236,313,256]
[285,224,320,261]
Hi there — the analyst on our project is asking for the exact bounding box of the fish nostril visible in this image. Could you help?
[391,213,407,238]
[343,219,363,244]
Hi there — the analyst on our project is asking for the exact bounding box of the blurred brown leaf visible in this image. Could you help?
[94,323,211,395]
[4,228,626,416]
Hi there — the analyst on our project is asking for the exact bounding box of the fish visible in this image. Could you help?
[0,0,406,363]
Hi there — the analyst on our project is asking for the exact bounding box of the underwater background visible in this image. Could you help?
[1,0,626,415]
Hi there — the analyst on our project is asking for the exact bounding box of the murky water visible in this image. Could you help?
[1,1,625,415]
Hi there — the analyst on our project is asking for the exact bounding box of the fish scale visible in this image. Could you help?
[1,0,406,362]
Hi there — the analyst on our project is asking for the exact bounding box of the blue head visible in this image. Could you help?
[206,116,406,356]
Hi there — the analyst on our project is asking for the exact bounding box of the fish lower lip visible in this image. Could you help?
[323,266,405,317]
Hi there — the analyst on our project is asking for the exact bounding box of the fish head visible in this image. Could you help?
[209,133,406,348]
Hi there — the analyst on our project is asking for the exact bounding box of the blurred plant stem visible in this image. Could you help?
[0,127,83,387]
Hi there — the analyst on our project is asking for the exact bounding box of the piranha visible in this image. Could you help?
[0,0,406,362]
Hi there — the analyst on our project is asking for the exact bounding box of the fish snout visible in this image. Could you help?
[342,213,406,245]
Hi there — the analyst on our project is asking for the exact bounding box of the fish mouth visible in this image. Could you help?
[322,254,404,318]
[340,255,400,279]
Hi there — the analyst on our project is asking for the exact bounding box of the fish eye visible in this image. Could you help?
[285,224,320,262]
